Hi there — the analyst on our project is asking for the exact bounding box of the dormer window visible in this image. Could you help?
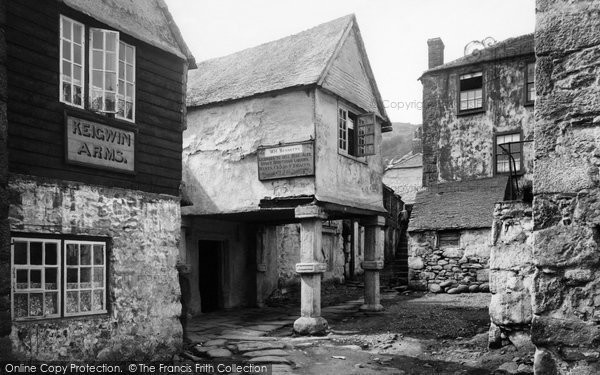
[459,72,483,112]
[60,15,136,122]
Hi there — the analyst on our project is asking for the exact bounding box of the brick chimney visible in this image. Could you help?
[427,38,444,69]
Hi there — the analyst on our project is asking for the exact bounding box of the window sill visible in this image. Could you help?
[457,108,485,117]
[338,151,368,165]
[495,171,525,177]
[524,101,535,107]
[13,312,109,324]
[63,105,137,132]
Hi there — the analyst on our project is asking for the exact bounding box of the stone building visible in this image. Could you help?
[407,34,536,294]
[3,0,195,360]
[382,127,423,205]
[532,0,600,373]
[182,14,391,334]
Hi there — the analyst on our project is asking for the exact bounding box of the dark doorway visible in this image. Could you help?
[198,240,222,312]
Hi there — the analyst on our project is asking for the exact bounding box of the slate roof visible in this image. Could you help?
[421,33,534,77]
[386,153,422,171]
[408,176,508,232]
[64,0,196,67]
[186,14,390,128]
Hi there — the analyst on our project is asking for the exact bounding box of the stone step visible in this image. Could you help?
[242,349,290,358]
[235,341,287,353]
[248,356,291,365]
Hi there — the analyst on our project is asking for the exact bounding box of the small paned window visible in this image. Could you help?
[59,15,136,122]
[338,107,376,157]
[459,72,483,112]
[60,16,85,107]
[117,42,136,121]
[496,132,522,174]
[525,62,536,104]
[11,237,107,321]
[89,28,119,114]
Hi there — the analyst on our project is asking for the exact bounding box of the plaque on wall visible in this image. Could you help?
[257,141,314,180]
[66,116,135,173]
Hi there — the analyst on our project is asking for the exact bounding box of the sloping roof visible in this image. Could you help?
[386,153,422,171]
[64,0,196,67]
[408,176,508,232]
[186,15,390,127]
[422,33,534,77]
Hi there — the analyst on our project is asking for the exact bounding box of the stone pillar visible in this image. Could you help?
[293,205,328,335]
[360,216,385,311]
[533,1,600,373]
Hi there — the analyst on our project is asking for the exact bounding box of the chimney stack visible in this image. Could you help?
[412,127,422,154]
[427,38,444,69]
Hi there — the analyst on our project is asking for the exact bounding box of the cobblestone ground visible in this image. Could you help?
[178,286,533,375]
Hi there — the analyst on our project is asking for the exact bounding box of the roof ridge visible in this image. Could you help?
[195,14,355,66]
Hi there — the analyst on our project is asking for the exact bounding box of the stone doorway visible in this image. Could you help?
[198,239,223,312]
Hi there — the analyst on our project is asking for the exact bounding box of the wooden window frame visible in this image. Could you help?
[437,231,460,248]
[524,61,535,107]
[494,130,523,175]
[337,105,376,158]
[11,235,109,321]
[457,71,485,116]
[116,41,136,122]
[59,14,136,123]
[59,15,85,108]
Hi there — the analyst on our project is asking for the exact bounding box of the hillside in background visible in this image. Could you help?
[382,122,420,166]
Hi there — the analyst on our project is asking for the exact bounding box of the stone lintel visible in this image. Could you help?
[296,262,327,274]
[295,205,327,220]
[361,260,384,270]
[360,215,386,227]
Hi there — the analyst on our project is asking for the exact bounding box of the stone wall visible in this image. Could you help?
[408,229,491,293]
[9,175,182,360]
[533,1,600,373]
[421,53,535,187]
[488,201,534,350]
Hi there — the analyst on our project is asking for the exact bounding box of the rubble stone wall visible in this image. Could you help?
[408,229,491,293]
[421,54,535,187]
[488,201,534,350]
[9,175,182,360]
[533,1,600,373]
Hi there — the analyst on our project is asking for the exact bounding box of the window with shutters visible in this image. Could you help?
[338,106,376,158]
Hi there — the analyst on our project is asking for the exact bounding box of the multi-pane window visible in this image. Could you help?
[117,42,136,121]
[525,62,536,104]
[338,107,376,157]
[60,16,85,107]
[65,241,106,316]
[90,29,119,114]
[12,239,61,319]
[338,108,349,152]
[496,132,522,173]
[11,238,107,321]
[59,15,136,122]
[459,72,483,111]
